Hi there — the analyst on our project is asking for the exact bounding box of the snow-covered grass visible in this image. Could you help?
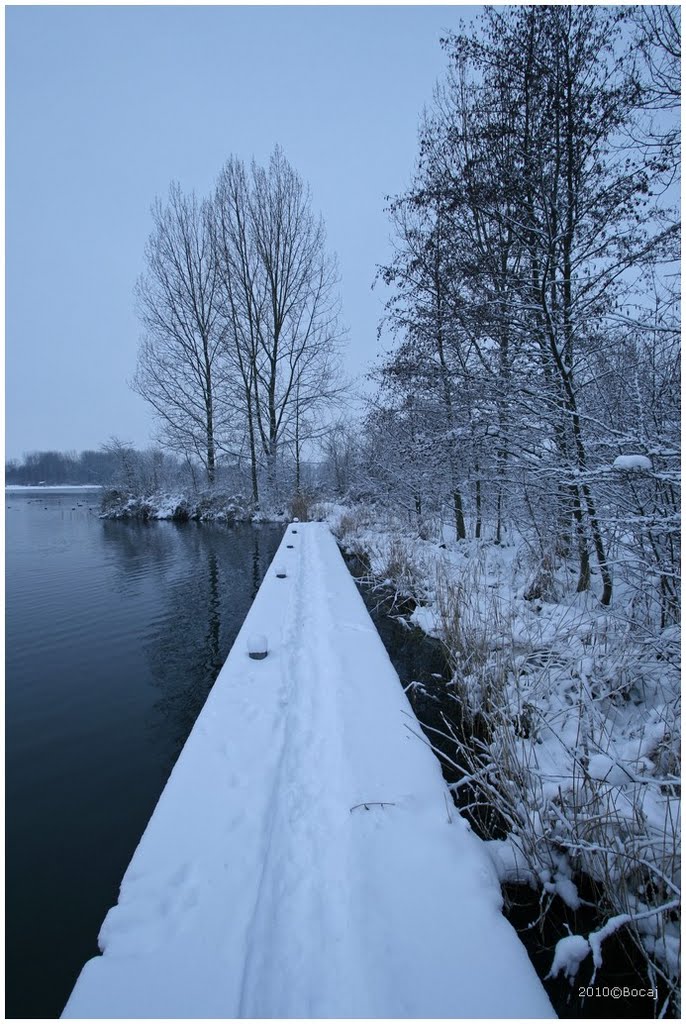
[326,501,680,1013]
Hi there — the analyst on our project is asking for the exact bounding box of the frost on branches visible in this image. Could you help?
[323,6,680,1009]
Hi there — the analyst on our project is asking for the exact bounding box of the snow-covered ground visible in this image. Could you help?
[63,522,554,1019]
[5,484,103,491]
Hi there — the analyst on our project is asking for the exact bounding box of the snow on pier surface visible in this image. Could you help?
[63,522,554,1019]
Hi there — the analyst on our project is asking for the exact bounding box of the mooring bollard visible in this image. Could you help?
[286,544,294,549]
[247,634,268,660]
[275,566,287,578]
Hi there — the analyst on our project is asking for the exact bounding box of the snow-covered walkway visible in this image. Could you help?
[63,523,554,1019]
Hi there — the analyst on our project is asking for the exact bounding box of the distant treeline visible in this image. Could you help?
[5,450,120,486]
[5,442,337,498]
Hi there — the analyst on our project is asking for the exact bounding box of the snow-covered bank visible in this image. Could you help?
[98,487,286,523]
[326,504,680,1009]
[5,484,103,492]
[63,522,554,1019]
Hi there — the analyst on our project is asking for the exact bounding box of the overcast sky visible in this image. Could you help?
[6,3,483,461]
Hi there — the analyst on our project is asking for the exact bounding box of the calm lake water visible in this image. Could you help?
[5,489,284,1019]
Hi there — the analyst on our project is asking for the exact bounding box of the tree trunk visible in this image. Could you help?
[246,394,259,507]
[294,390,301,493]
[433,230,467,541]
[453,489,466,542]
[474,474,482,540]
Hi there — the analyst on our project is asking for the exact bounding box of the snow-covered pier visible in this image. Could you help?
[63,523,554,1019]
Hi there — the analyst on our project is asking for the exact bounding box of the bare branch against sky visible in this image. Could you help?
[6,4,482,460]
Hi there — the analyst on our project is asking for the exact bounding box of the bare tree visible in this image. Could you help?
[632,5,681,123]
[133,183,228,486]
[375,4,679,610]
[321,419,363,498]
[213,157,264,504]
[214,147,345,503]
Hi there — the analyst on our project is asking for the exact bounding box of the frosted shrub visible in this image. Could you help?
[336,512,359,539]
[289,490,315,523]
[445,615,680,1011]
[435,556,511,695]
[193,492,253,522]
[329,502,380,543]
[100,491,156,520]
[416,515,442,542]
[381,538,422,598]
[100,488,130,515]
[522,550,560,603]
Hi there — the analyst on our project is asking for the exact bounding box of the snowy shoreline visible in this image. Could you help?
[98,488,287,524]
[5,484,103,492]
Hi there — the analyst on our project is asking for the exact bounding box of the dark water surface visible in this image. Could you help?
[6,489,284,1019]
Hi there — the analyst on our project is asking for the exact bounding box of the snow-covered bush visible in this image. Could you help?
[100,489,157,520]
[449,608,680,1008]
[381,538,423,596]
[99,489,259,523]
[288,490,318,523]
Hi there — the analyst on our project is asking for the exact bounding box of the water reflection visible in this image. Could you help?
[102,522,283,768]
[207,549,221,677]
[252,533,261,599]
[100,519,188,592]
[7,502,282,1020]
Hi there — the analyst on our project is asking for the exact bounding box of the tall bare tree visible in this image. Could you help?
[213,157,264,504]
[214,147,344,502]
[133,183,227,485]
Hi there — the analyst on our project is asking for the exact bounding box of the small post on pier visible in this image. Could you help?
[247,634,268,660]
